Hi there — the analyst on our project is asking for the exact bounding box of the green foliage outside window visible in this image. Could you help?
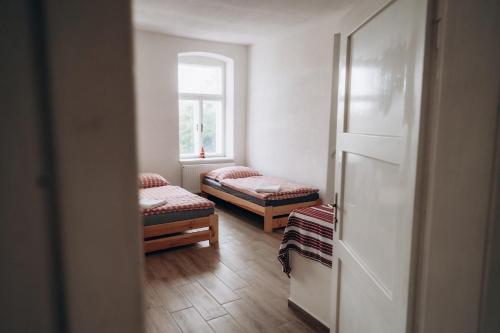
[179,103,194,155]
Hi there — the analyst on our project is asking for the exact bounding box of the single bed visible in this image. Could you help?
[139,174,218,253]
[200,166,321,232]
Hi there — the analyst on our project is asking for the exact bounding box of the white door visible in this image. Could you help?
[332,0,428,332]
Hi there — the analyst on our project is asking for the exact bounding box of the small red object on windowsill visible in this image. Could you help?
[199,146,205,158]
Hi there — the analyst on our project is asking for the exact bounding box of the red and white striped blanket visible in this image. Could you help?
[140,185,214,216]
[278,204,334,277]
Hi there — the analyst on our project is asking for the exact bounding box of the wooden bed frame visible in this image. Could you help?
[143,213,218,253]
[200,173,321,232]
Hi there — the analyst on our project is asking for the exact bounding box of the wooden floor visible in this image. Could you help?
[144,198,321,333]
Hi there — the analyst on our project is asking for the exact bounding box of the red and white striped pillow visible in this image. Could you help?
[139,173,169,189]
[206,166,262,181]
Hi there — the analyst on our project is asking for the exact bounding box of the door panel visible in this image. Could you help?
[346,0,413,137]
[342,152,399,294]
[332,0,428,332]
[338,263,391,333]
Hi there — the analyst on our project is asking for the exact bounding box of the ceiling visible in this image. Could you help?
[133,0,352,45]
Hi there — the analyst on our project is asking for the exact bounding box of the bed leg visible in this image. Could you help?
[264,207,273,233]
[209,214,219,244]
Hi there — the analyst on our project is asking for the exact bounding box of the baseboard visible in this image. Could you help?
[287,299,330,333]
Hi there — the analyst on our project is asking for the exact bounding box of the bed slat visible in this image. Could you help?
[144,230,210,253]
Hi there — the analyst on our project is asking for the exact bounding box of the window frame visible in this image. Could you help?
[178,58,226,159]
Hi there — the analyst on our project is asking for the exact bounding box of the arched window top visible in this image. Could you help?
[178,52,234,66]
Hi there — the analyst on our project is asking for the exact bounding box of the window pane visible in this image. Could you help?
[179,100,199,156]
[178,64,222,95]
[202,100,222,154]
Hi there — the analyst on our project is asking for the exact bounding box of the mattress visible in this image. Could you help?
[143,207,214,226]
[203,177,319,207]
[140,185,215,226]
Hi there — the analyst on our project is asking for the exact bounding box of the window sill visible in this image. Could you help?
[179,157,234,165]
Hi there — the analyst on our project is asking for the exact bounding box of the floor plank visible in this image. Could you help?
[216,246,249,271]
[208,314,246,333]
[210,261,249,290]
[172,307,215,333]
[196,272,240,304]
[159,254,197,286]
[235,262,289,298]
[235,286,292,326]
[277,320,317,333]
[144,201,320,333]
[147,255,174,279]
[179,282,227,320]
[180,241,248,292]
[150,279,191,312]
[223,298,281,333]
[236,285,299,324]
[144,282,163,309]
[145,306,182,333]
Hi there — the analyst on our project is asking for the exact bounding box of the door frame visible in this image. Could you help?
[411,0,500,332]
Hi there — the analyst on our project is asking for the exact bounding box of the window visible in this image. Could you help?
[178,56,226,158]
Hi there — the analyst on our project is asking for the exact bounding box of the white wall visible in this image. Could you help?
[246,18,340,199]
[246,16,343,327]
[290,254,333,327]
[134,30,248,185]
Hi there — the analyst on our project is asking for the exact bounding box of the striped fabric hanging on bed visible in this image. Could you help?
[278,204,334,277]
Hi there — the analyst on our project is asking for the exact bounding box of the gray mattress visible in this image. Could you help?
[143,207,214,226]
[202,177,319,207]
